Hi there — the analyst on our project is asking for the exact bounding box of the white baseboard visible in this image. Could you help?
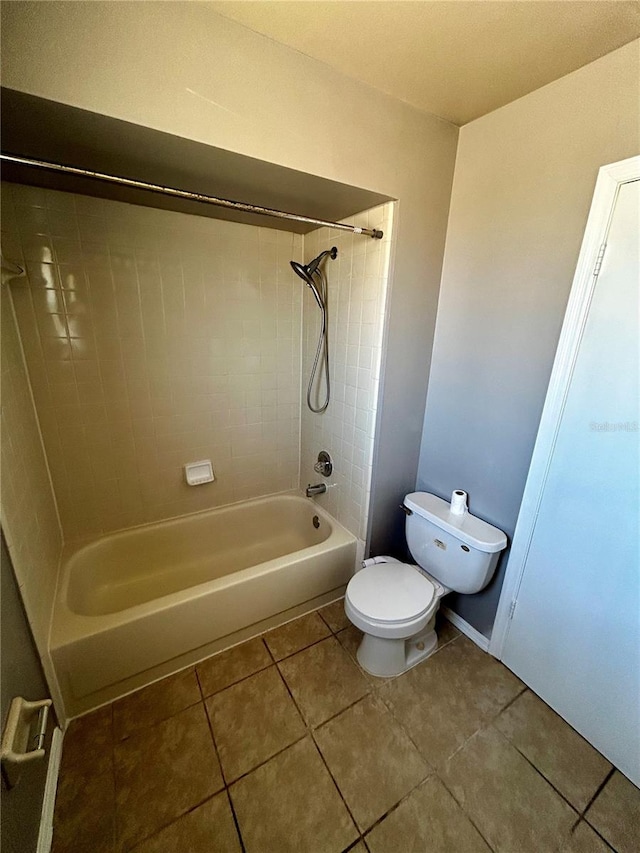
[37,726,63,853]
[441,606,490,653]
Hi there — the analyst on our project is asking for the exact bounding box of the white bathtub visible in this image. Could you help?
[50,494,357,717]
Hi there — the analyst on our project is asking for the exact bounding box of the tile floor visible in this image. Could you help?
[53,601,640,853]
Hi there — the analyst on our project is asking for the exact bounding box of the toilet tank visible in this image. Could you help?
[404,492,507,594]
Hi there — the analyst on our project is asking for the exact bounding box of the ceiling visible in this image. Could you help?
[210,1,640,125]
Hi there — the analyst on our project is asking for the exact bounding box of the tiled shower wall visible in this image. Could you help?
[2,183,303,542]
[300,204,394,539]
[0,282,62,646]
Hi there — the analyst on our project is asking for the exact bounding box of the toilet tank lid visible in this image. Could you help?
[404,493,507,553]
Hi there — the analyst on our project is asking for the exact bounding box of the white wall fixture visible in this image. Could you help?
[491,156,640,786]
[184,460,215,486]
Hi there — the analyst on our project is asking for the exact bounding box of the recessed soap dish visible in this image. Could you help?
[184,460,215,486]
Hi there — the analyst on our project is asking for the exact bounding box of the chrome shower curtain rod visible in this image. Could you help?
[0,153,384,239]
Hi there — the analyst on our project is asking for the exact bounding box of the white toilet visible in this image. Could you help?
[345,492,507,677]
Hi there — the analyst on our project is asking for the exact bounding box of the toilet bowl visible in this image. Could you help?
[345,491,507,677]
[345,558,447,676]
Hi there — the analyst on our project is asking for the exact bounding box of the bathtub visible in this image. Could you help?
[50,494,357,717]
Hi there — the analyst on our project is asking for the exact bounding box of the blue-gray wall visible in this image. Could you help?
[417,42,640,637]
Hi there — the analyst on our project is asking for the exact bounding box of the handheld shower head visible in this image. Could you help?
[290,260,323,308]
[290,247,337,310]
[290,247,337,414]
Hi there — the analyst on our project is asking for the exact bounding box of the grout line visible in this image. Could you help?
[198,676,249,853]
[341,838,366,853]
[225,788,247,853]
[310,691,373,733]
[193,664,206,701]
[123,792,226,852]
[310,695,434,844]
[580,819,618,853]
[490,723,602,823]
[435,770,498,853]
[226,733,309,788]
[200,691,229,789]
[261,634,277,663]
[372,686,434,767]
[273,655,308,724]
[269,631,334,664]
[198,660,274,702]
[360,774,433,839]
[309,730,362,843]
[111,693,204,744]
[581,766,615,817]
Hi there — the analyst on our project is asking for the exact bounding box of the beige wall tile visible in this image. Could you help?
[300,204,394,539]
[6,183,303,541]
[0,253,62,650]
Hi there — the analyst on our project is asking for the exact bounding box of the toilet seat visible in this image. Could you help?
[346,562,435,624]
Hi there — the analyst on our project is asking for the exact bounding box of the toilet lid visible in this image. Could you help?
[347,563,435,623]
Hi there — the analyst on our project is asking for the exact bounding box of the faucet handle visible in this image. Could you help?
[313,450,333,477]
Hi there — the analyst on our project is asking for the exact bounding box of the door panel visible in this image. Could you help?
[502,179,639,784]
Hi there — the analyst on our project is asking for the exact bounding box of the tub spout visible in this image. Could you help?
[306,483,327,497]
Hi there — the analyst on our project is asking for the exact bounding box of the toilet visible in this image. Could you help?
[345,491,507,677]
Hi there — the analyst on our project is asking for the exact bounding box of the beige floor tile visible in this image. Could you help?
[318,598,350,633]
[336,624,363,660]
[585,771,640,853]
[278,636,369,727]
[378,636,523,766]
[230,737,358,853]
[558,821,612,853]
[315,694,429,830]
[435,612,460,646]
[441,726,577,852]
[130,792,242,853]
[335,624,396,686]
[494,689,611,811]
[206,666,306,782]
[264,611,331,660]
[113,667,201,741]
[52,769,115,853]
[366,776,491,853]
[59,704,113,781]
[196,636,272,697]
[114,703,223,850]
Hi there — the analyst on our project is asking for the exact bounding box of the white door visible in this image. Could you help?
[497,165,639,785]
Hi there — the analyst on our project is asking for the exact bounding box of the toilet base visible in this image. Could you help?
[355,617,438,678]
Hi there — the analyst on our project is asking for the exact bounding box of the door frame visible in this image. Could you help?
[489,154,640,659]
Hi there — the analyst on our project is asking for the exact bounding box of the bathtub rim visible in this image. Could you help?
[50,491,356,648]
